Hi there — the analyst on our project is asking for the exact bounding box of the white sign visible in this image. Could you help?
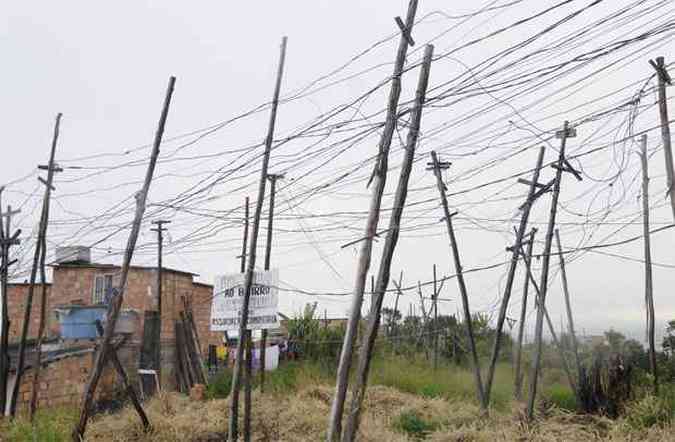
[210,270,279,331]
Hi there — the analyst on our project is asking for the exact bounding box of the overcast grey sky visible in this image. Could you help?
[3,0,675,344]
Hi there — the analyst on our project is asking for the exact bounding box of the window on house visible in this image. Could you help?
[93,274,114,304]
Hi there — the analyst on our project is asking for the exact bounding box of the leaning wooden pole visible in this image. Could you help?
[341,44,433,442]
[554,229,582,388]
[484,146,546,404]
[514,228,536,400]
[639,134,659,394]
[29,233,49,420]
[327,2,418,440]
[228,36,287,442]
[72,76,175,440]
[10,113,61,417]
[650,57,675,221]
[259,174,282,392]
[518,242,578,398]
[430,150,487,411]
[526,121,576,421]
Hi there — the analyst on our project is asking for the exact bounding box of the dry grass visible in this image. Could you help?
[84,385,675,442]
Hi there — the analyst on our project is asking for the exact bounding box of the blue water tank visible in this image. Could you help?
[56,306,107,339]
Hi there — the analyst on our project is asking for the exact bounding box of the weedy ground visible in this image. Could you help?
[2,358,673,441]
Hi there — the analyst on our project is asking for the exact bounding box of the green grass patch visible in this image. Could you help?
[1,408,76,442]
[393,410,439,439]
[369,355,514,411]
[544,384,577,412]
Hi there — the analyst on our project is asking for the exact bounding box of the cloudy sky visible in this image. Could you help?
[3,0,675,344]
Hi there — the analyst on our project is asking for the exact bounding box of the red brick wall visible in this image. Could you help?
[6,283,51,341]
[12,349,116,415]
[191,282,221,355]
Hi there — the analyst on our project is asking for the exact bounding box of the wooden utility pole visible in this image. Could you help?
[73,76,175,440]
[518,242,578,401]
[639,134,658,393]
[238,197,253,442]
[429,150,487,411]
[0,194,20,418]
[327,2,418,440]
[11,113,62,417]
[150,219,170,391]
[29,233,48,421]
[259,173,283,392]
[649,57,675,221]
[526,121,581,421]
[554,229,582,390]
[484,146,546,404]
[433,264,439,371]
[514,228,536,400]
[229,37,287,442]
[341,43,433,442]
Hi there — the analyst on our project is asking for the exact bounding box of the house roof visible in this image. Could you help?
[52,262,199,277]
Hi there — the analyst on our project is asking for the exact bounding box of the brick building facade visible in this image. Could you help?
[4,250,219,414]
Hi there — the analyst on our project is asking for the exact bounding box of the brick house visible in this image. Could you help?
[4,247,220,415]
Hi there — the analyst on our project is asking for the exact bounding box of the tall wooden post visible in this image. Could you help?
[229,37,287,442]
[526,121,580,421]
[554,229,582,389]
[327,3,418,440]
[73,76,175,440]
[11,113,62,417]
[433,264,438,371]
[650,57,675,221]
[341,44,433,442]
[639,134,658,393]
[0,196,20,417]
[484,146,546,403]
[429,150,487,410]
[150,219,170,391]
[259,174,283,392]
[514,228,536,400]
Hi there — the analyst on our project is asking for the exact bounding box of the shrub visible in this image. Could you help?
[624,395,672,430]
[393,410,438,438]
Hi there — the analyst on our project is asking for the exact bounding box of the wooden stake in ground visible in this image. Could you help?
[526,121,581,421]
[94,321,150,429]
[228,37,287,442]
[10,113,62,417]
[341,43,433,442]
[513,228,536,400]
[73,76,176,440]
[639,134,659,394]
[429,150,487,411]
[0,196,21,418]
[554,229,582,391]
[484,146,546,404]
[259,173,283,392]
[327,4,418,440]
[649,57,675,221]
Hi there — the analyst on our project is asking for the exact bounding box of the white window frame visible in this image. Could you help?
[93,274,114,305]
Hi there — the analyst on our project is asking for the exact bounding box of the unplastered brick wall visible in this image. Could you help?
[13,349,117,415]
[6,283,51,341]
[191,282,222,355]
